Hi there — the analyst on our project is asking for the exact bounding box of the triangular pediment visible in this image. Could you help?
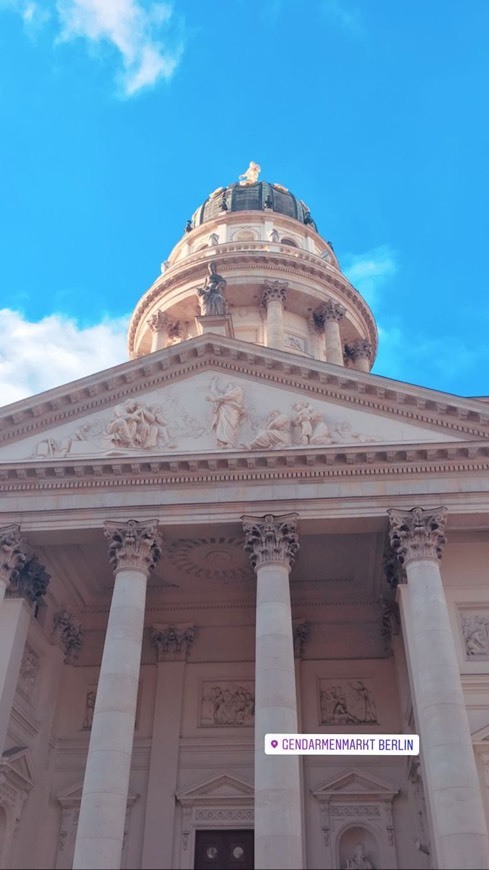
[312,768,398,800]
[1,745,36,789]
[472,724,489,743]
[176,771,254,806]
[1,336,487,468]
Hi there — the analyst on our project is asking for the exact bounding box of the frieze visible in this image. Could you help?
[319,679,378,725]
[1,444,489,493]
[200,681,255,727]
[330,805,381,817]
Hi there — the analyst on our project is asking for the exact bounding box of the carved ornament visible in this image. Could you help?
[345,339,374,362]
[319,679,378,725]
[147,310,170,333]
[201,681,254,727]
[104,519,162,574]
[261,280,288,308]
[52,608,84,663]
[242,513,299,570]
[0,524,30,588]
[150,623,195,661]
[314,299,346,326]
[461,614,489,658]
[387,506,447,565]
[6,554,50,605]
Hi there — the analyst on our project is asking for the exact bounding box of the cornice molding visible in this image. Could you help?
[1,441,489,493]
[1,339,488,445]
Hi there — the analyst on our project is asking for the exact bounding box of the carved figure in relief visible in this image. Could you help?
[82,690,96,729]
[320,681,377,725]
[206,377,245,448]
[239,161,261,185]
[104,400,173,450]
[345,843,373,870]
[246,410,292,450]
[202,684,254,726]
[35,436,72,458]
[292,401,333,446]
[269,229,280,243]
[332,420,380,445]
[18,649,39,697]
[462,615,489,657]
[197,262,228,316]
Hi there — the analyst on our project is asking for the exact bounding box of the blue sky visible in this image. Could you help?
[1,0,489,404]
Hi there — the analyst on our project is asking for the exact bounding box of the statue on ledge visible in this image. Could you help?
[239,161,261,185]
[197,261,228,316]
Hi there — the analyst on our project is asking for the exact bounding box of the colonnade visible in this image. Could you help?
[1,508,489,870]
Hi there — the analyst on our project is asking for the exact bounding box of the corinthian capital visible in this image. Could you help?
[242,513,299,570]
[147,310,169,333]
[104,519,162,575]
[346,338,373,361]
[261,280,288,309]
[387,507,447,565]
[0,524,30,587]
[314,299,346,327]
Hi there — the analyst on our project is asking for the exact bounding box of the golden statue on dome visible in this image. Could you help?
[239,161,261,185]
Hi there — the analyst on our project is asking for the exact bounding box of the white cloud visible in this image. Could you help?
[342,244,398,308]
[0,309,129,406]
[57,0,183,94]
[1,0,184,95]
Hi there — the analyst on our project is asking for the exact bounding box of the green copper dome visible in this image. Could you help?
[190,182,318,232]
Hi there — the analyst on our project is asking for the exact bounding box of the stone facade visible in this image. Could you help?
[1,174,489,869]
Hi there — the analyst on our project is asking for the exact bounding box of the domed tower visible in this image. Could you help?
[128,164,377,372]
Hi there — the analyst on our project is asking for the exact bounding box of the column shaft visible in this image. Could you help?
[142,660,186,869]
[0,599,31,756]
[255,561,302,869]
[401,559,489,869]
[323,318,343,365]
[150,327,168,352]
[266,299,285,351]
[73,567,148,870]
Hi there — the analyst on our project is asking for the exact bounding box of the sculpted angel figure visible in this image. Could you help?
[239,161,261,185]
[197,262,228,316]
[206,377,245,448]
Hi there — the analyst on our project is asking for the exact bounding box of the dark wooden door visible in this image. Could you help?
[194,829,254,870]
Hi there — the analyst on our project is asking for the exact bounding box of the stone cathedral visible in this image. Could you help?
[1,163,489,870]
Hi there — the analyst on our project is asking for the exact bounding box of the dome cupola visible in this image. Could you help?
[128,163,377,372]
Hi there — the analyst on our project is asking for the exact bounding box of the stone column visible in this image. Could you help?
[388,506,489,870]
[142,624,195,869]
[348,338,373,372]
[261,280,288,351]
[242,513,303,870]
[147,310,170,352]
[313,299,346,366]
[73,519,162,870]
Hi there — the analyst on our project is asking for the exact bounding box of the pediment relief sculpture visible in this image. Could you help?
[12,371,459,462]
